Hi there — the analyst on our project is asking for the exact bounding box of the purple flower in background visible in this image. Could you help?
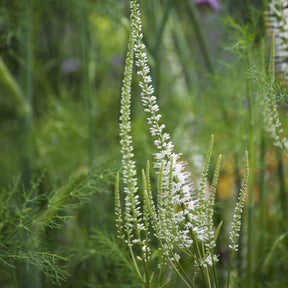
[194,0,220,11]
[110,55,123,67]
[61,58,80,74]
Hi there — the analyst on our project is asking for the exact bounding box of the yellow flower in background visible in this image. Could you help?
[217,159,235,200]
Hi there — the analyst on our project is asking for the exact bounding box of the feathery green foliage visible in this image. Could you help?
[0,171,100,285]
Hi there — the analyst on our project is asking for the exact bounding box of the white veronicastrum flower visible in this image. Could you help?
[118,0,147,253]
[131,2,209,253]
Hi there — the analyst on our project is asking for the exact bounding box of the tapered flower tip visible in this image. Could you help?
[194,0,221,11]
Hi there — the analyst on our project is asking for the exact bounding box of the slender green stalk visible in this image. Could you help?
[259,132,266,258]
[259,39,267,263]
[18,0,38,286]
[0,58,30,116]
[227,249,235,288]
[167,257,194,288]
[184,0,214,74]
[156,256,167,287]
[80,10,97,284]
[277,148,286,220]
[151,0,174,92]
[171,10,197,91]
[153,0,174,58]
[245,47,254,285]
[81,13,96,169]
[180,210,212,288]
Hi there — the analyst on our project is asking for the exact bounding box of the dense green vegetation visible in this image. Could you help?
[0,0,287,287]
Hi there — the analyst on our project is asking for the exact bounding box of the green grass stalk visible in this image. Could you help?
[153,0,174,58]
[277,148,286,220]
[171,10,197,91]
[259,40,267,264]
[184,0,214,74]
[246,52,254,285]
[0,58,30,116]
[150,0,174,90]
[80,11,97,284]
[259,132,266,258]
[18,1,39,287]
[227,249,234,288]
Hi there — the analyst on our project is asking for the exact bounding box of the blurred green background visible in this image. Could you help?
[0,0,288,287]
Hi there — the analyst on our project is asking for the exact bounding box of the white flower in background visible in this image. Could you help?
[265,0,288,78]
[263,93,287,150]
[262,0,288,153]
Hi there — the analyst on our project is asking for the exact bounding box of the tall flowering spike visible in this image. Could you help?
[131,1,207,251]
[119,0,144,244]
[229,151,249,252]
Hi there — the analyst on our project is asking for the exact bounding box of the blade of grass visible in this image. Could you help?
[183,0,214,74]
[246,48,254,286]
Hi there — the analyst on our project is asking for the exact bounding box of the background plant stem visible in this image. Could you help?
[246,49,254,285]
[184,0,214,74]
[18,0,39,287]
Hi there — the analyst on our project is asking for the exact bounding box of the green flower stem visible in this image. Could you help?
[0,58,30,116]
[156,257,167,287]
[145,185,193,288]
[168,257,194,288]
[183,210,212,288]
[277,148,286,219]
[226,249,234,288]
[259,40,267,261]
[259,132,266,258]
[171,10,197,90]
[18,0,36,286]
[246,47,254,285]
[153,0,174,58]
[184,0,214,74]
[129,244,144,282]
[211,247,218,288]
